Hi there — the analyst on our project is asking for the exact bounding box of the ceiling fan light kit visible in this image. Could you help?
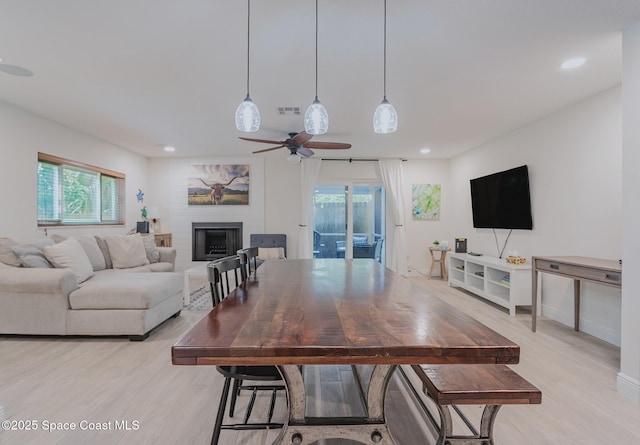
[304,0,329,135]
[373,0,398,134]
[235,0,261,133]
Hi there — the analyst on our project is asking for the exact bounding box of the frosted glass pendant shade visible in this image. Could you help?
[304,98,328,135]
[373,99,398,134]
[235,96,261,132]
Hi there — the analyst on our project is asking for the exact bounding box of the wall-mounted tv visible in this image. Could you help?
[470,165,533,230]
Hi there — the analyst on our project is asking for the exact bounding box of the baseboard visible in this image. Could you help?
[541,304,621,346]
[617,372,640,403]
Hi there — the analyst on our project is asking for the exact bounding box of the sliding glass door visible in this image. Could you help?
[313,184,385,264]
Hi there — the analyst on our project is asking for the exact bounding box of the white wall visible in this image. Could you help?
[148,157,265,272]
[619,21,640,403]
[0,100,148,239]
[449,87,623,345]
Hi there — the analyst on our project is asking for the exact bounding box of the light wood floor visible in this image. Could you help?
[1,277,639,444]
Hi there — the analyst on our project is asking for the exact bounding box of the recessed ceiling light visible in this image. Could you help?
[420,148,431,154]
[561,57,586,70]
[163,146,176,152]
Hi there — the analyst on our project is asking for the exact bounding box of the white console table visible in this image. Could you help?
[448,253,532,316]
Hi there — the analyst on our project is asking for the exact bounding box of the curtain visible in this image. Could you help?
[298,157,322,259]
[378,159,407,274]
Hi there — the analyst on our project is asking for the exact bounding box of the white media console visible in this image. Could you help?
[448,252,532,316]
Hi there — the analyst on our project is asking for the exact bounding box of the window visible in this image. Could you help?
[37,153,125,226]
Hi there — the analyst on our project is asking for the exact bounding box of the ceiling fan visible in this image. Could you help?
[239,131,351,158]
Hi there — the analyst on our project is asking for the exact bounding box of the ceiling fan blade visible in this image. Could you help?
[303,141,352,150]
[297,147,315,157]
[291,131,313,145]
[240,137,285,145]
[252,145,286,154]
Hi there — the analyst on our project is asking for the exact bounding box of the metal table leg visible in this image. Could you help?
[273,365,400,445]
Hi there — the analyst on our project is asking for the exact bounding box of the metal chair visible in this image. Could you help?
[237,247,259,280]
[207,256,285,445]
[207,255,242,306]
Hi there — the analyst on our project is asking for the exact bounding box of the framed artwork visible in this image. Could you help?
[412,184,441,221]
[188,164,250,205]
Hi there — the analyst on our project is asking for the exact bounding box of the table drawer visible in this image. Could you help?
[535,260,621,286]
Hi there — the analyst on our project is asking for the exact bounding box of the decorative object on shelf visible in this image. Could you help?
[146,206,160,233]
[235,0,260,133]
[455,238,467,253]
[304,0,329,135]
[373,0,398,134]
[506,256,527,265]
[440,240,449,251]
[140,206,147,219]
[412,184,441,220]
[432,240,440,247]
[188,164,250,206]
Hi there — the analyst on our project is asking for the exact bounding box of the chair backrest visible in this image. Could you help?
[250,234,287,257]
[207,255,243,306]
[237,246,259,279]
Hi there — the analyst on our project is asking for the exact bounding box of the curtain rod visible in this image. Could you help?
[320,158,407,162]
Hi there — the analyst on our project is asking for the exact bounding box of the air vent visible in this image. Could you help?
[277,107,301,115]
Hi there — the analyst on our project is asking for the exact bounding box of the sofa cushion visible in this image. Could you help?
[141,235,160,263]
[52,234,106,271]
[104,234,149,269]
[69,272,182,310]
[94,236,113,269]
[75,236,107,271]
[44,237,94,284]
[257,247,286,260]
[10,239,54,268]
[0,238,21,267]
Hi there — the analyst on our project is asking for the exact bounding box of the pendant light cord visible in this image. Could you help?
[314,0,319,100]
[246,0,251,98]
[383,0,387,100]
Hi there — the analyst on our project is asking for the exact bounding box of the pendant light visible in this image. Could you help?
[235,0,260,132]
[304,0,328,135]
[373,0,398,134]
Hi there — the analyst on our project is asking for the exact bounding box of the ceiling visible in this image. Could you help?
[1,0,639,160]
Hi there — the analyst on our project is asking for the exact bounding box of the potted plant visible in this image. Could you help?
[432,240,440,249]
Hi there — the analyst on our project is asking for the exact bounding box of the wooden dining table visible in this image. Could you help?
[172,259,520,445]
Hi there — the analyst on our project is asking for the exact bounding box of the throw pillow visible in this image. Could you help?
[73,236,106,271]
[44,237,94,283]
[104,234,150,269]
[0,238,22,267]
[10,238,54,268]
[94,236,113,269]
[141,235,160,264]
[50,233,68,243]
[257,247,286,261]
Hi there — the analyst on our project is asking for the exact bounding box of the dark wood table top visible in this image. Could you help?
[172,259,520,366]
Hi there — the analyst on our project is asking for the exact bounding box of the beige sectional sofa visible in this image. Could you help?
[0,234,183,341]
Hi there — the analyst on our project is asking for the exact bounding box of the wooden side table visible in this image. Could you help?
[153,233,172,247]
[429,247,451,279]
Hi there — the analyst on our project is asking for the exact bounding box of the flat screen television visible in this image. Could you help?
[470,165,533,230]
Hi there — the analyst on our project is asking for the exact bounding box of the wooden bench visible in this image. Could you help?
[400,364,541,445]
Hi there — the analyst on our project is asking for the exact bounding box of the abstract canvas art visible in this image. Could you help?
[412,184,441,220]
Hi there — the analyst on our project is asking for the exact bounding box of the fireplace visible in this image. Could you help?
[192,222,243,261]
